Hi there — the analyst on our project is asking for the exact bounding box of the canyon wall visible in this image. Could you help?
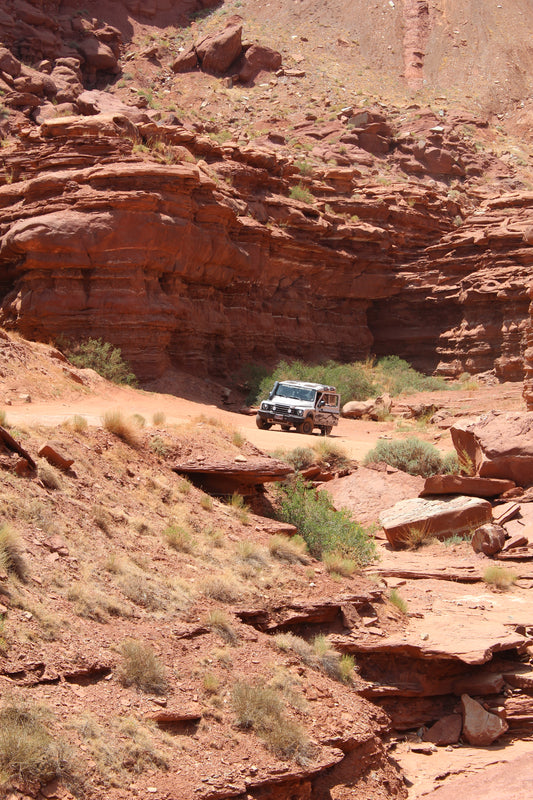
[525,283,533,410]
[0,116,531,382]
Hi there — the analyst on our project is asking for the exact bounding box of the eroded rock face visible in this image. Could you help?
[525,283,533,410]
[461,693,508,745]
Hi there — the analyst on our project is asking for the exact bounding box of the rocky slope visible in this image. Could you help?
[0,0,531,384]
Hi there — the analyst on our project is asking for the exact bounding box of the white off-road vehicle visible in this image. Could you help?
[255,380,340,435]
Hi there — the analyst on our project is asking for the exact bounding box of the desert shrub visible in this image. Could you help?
[364,437,444,477]
[276,476,375,563]
[0,409,7,426]
[283,447,315,472]
[62,337,137,386]
[375,355,447,394]
[0,525,27,580]
[252,356,448,407]
[254,359,377,406]
[232,681,311,762]
[0,700,72,787]
[163,523,195,553]
[152,411,166,425]
[268,534,309,564]
[177,477,192,495]
[483,565,517,590]
[442,451,460,474]
[150,435,169,457]
[117,639,168,694]
[102,410,139,447]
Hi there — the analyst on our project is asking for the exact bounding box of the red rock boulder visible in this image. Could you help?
[461,693,508,746]
[196,17,243,75]
[471,523,506,556]
[451,411,533,486]
[238,44,282,83]
[420,474,516,498]
[379,495,493,549]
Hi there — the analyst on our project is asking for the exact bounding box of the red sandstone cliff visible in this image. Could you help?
[0,0,531,384]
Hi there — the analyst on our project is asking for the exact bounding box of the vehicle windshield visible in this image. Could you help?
[275,384,316,403]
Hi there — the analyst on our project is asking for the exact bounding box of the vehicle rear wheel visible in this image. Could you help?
[298,418,314,435]
[256,415,272,430]
[281,424,291,432]
[322,426,333,436]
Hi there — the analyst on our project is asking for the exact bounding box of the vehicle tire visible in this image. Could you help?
[298,418,314,435]
[322,426,333,436]
[281,424,291,432]
[256,415,271,430]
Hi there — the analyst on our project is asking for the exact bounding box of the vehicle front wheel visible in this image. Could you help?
[298,418,314,435]
[281,425,291,432]
[321,426,333,436]
[256,415,272,430]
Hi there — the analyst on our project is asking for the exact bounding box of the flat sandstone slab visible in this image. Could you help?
[420,474,515,497]
[380,495,492,549]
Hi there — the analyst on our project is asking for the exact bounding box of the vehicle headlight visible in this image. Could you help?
[295,408,304,416]
[261,402,270,411]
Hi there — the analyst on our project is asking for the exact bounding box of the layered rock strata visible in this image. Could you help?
[0,115,531,383]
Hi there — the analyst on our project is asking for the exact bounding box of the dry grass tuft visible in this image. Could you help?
[200,494,214,511]
[152,411,166,426]
[323,550,358,577]
[389,588,408,614]
[232,681,311,763]
[117,639,168,694]
[205,609,238,644]
[268,534,309,564]
[65,414,88,433]
[102,410,139,447]
[236,540,269,568]
[483,565,517,590]
[0,525,28,581]
[228,493,250,524]
[201,572,243,604]
[37,459,63,491]
[313,439,351,471]
[272,632,352,682]
[68,582,131,622]
[163,523,195,553]
[0,699,72,787]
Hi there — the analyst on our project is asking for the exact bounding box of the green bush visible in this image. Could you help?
[375,355,448,394]
[251,356,449,407]
[61,338,137,386]
[364,437,444,477]
[275,476,375,563]
[254,359,378,406]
